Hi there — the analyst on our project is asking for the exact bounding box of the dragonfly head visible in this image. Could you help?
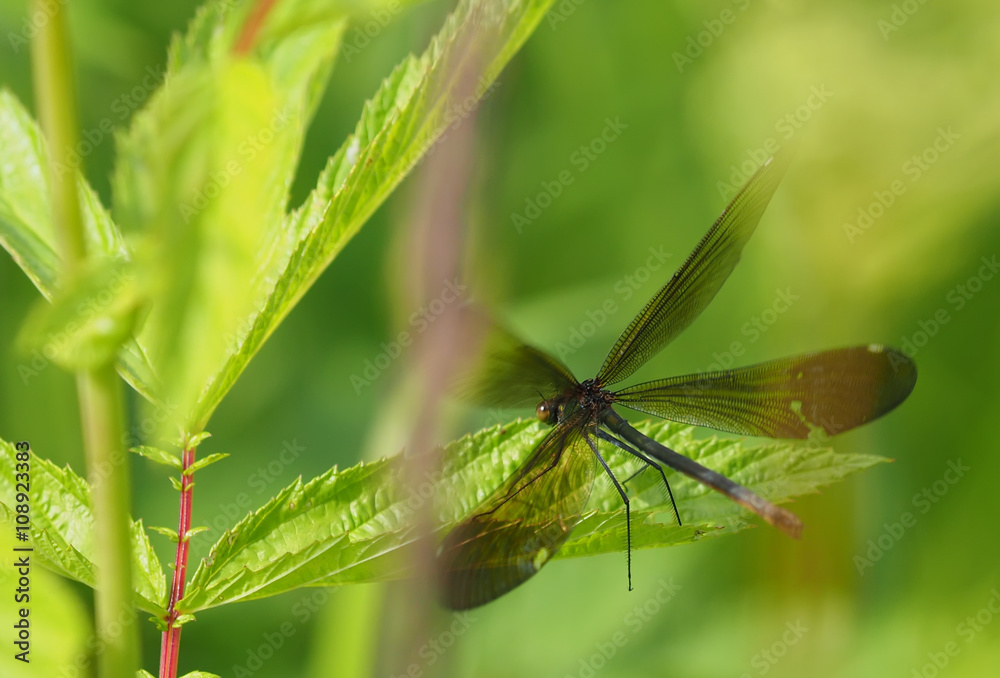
[535,400,558,425]
[538,393,579,425]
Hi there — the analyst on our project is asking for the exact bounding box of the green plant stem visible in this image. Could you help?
[31,3,138,678]
[78,368,138,678]
[30,0,85,270]
[235,0,279,54]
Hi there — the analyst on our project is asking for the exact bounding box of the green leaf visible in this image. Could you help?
[185,431,212,449]
[0,90,125,291]
[0,530,91,678]
[112,0,349,436]
[0,440,168,615]
[184,526,210,542]
[185,452,230,475]
[189,0,559,430]
[174,613,198,627]
[133,517,169,606]
[131,445,183,470]
[0,89,158,402]
[148,615,169,633]
[179,418,884,612]
[17,258,142,371]
[555,420,888,558]
[137,668,217,678]
[149,526,180,542]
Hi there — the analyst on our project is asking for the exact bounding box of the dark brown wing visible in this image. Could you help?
[452,306,578,408]
[437,414,597,609]
[596,153,790,386]
[613,346,917,438]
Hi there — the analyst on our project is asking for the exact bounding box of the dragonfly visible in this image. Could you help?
[436,154,917,610]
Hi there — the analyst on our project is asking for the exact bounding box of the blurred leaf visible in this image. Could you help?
[179,417,882,611]
[189,0,559,430]
[0,89,158,401]
[112,0,350,437]
[0,531,90,678]
[0,90,125,288]
[17,258,142,371]
[0,89,60,293]
[0,440,168,615]
[179,672,220,678]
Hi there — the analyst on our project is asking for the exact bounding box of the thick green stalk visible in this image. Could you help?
[30,0,85,270]
[77,368,138,678]
[31,3,138,677]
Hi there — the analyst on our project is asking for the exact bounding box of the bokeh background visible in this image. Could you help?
[2,0,999,676]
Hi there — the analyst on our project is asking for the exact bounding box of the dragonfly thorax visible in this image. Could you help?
[536,380,613,426]
[578,378,614,411]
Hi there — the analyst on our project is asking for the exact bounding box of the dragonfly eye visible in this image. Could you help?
[535,402,553,423]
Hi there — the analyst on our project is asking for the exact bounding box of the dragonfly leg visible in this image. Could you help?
[597,432,652,488]
[595,428,682,528]
[586,435,632,592]
[622,465,649,487]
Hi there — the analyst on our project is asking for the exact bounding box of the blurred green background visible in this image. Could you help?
[2,0,999,676]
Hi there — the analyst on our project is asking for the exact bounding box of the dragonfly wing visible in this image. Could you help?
[453,306,578,408]
[437,415,597,609]
[597,153,790,385]
[613,345,917,438]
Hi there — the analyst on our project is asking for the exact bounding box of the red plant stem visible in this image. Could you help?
[159,445,195,678]
[234,0,278,55]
